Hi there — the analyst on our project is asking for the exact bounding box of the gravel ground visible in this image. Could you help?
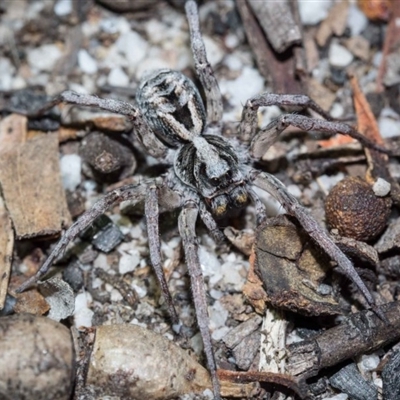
[1,0,400,399]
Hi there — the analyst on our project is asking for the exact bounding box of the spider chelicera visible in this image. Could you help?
[14,1,389,399]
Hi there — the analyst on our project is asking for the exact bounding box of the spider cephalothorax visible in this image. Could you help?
[14,1,390,399]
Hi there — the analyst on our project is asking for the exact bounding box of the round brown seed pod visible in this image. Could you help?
[0,314,75,400]
[325,176,392,242]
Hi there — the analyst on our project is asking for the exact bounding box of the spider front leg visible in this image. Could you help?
[249,169,386,321]
[16,181,151,293]
[178,201,221,400]
[185,0,223,124]
[12,90,168,159]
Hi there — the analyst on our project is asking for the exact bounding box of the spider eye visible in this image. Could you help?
[230,186,248,208]
[209,169,232,187]
[210,195,228,218]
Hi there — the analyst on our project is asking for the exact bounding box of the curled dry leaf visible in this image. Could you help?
[253,215,341,316]
[86,324,256,399]
[0,314,74,400]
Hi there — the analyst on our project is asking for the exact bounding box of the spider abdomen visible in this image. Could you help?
[136,69,206,146]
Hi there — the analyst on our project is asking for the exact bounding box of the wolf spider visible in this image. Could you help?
[14,1,389,399]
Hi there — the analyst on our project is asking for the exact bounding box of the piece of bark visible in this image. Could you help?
[223,315,262,349]
[259,308,288,374]
[374,217,400,253]
[254,215,340,316]
[247,0,301,53]
[382,349,400,400]
[329,363,378,400]
[286,301,400,379]
[0,196,13,310]
[0,114,28,152]
[0,128,71,239]
[236,0,304,94]
[232,331,261,370]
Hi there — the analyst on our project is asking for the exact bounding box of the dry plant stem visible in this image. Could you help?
[286,301,400,379]
[218,369,308,399]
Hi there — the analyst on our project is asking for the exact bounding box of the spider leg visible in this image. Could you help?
[240,93,332,142]
[247,187,267,225]
[12,90,168,159]
[178,201,221,400]
[250,113,389,159]
[16,181,151,293]
[185,0,223,125]
[198,202,225,243]
[145,186,179,323]
[248,169,387,321]
[240,93,389,155]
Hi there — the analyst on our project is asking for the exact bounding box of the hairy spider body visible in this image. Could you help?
[137,68,249,219]
[14,1,390,399]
